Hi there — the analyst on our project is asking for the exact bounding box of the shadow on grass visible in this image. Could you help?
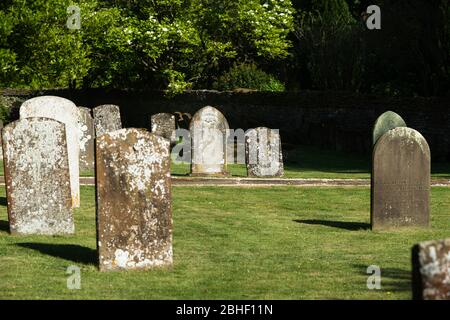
[0,220,9,232]
[17,243,97,265]
[0,197,7,207]
[294,219,370,231]
[352,264,411,293]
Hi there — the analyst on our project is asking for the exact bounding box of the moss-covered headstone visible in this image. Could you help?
[372,111,406,145]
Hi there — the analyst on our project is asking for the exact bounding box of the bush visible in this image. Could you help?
[213,63,285,92]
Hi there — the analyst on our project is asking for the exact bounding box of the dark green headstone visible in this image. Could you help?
[372,111,406,145]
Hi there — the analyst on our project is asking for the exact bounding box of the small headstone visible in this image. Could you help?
[20,96,81,207]
[151,113,176,144]
[371,127,430,230]
[373,111,406,145]
[93,104,122,137]
[78,107,95,172]
[412,238,450,300]
[96,128,173,271]
[245,127,284,177]
[2,118,74,235]
[190,106,229,176]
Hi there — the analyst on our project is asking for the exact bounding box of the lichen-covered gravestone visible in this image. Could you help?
[0,120,3,159]
[245,127,284,177]
[78,107,95,171]
[371,127,430,230]
[151,113,176,145]
[372,111,407,145]
[190,106,229,176]
[93,104,122,137]
[20,96,81,207]
[2,118,74,235]
[412,238,450,300]
[96,128,173,271]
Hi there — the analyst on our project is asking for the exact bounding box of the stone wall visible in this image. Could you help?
[2,89,450,161]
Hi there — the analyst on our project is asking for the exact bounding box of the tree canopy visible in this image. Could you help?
[0,0,449,96]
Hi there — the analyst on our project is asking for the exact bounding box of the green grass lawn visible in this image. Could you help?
[1,185,449,299]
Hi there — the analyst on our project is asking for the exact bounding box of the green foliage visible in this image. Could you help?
[294,0,364,91]
[0,0,295,93]
[213,63,285,92]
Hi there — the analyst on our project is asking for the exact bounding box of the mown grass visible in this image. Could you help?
[0,185,449,300]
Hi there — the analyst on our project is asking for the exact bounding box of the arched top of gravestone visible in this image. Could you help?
[20,96,80,124]
[372,111,407,145]
[373,127,430,160]
[93,104,122,137]
[78,106,92,115]
[189,106,229,131]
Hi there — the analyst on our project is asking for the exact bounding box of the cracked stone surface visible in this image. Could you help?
[2,117,74,235]
[412,238,450,300]
[19,96,81,207]
[77,107,95,171]
[245,127,283,177]
[96,128,172,271]
[190,106,229,176]
[371,127,430,230]
[93,104,122,138]
[151,113,176,144]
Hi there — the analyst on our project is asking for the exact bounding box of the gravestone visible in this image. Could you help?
[373,111,406,145]
[245,127,284,177]
[2,118,74,235]
[93,104,122,137]
[0,120,3,159]
[412,238,450,300]
[190,106,229,176]
[96,128,173,271]
[20,96,81,207]
[371,127,430,230]
[78,107,95,171]
[151,113,176,144]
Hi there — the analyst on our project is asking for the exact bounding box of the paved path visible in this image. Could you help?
[1,176,448,187]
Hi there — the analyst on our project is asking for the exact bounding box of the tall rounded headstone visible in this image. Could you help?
[245,127,284,177]
[372,111,407,145]
[93,104,122,137]
[2,118,74,235]
[77,107,95,172]
[20,96,81,207]
[96,129,173,271]
[190,106,229,176]
[371,127,430,230]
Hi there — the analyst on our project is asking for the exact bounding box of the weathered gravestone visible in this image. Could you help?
[371,127,430,230]
[93,104,122,137]
[2,118,74,235]
[412,238,450,300]
[0,120,3,159]
[151,113,176,145]
[78,107,95,171]
[190,106,229,176]
[20,96,81,207]
[245,127,283,177]
[96,128,173,271]
[373,111,407,145]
